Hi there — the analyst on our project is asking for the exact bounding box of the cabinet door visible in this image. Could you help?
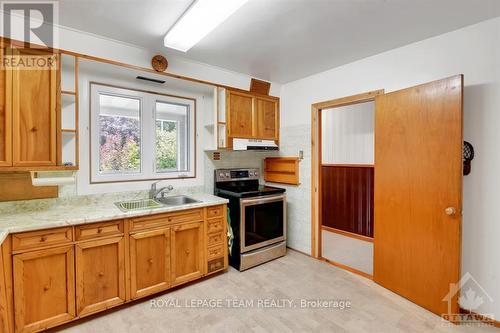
[256,97,279,140]
[130,229,170,299]
[227,91,254,138]
[75,236,125,317]
[171,222,204,286]
[12,49,58,166]
[13,246,75,333]
[0,46,12,166]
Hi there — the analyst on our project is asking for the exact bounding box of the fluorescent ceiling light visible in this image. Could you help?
[164,0,248,52]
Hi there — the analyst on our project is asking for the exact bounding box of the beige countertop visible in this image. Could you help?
[0,192,228,244]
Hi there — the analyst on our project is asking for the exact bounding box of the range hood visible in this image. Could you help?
[232,138,278,151]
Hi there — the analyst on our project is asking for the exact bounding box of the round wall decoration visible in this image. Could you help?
[151,55,168,72]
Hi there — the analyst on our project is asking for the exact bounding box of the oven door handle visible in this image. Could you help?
[240,194,286,206]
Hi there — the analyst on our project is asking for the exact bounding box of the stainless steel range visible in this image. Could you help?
[214,168,286,271]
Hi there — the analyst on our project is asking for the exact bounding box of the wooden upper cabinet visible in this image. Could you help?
[130,228,170,299]
[227,90,254,138]
[225,89,280,144]
[75,236,126,317]
[13,246,75,333]
[11,48,58,167]
[0,46,11,166]
[256,97,279,140]
[170,221,204,286]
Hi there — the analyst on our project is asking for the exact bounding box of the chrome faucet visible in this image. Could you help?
[149,181,174,199]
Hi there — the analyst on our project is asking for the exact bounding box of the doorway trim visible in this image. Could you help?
[310,89,384,258]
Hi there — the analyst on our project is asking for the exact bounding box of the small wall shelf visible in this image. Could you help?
[264,157,300,185]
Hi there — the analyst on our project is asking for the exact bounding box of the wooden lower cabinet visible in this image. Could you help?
[171,221,205,286]
[13,246,75,333]
[75,236,126,317]
[4,205,227,332]
[130,229,170,299]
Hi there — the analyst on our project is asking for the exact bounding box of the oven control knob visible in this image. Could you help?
[249,171,254,176]
[225,172,230,178]
[254,171,259,177]
[219,172,225,179]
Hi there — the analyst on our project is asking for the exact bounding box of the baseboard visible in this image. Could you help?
[459,308,500,328]
[286,246,312,257]
[319,256,373,280]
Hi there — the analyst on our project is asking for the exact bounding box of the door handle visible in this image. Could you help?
[445,207,457,216]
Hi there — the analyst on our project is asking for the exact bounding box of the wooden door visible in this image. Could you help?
[256,97,279,140]
[374,75,463,316]
[13,246,75,333]
[227,90,254,138]
[0,45,12,166]
[12,49,58,167]
[75,236,126,317]
[130,229,170,299]
[171,222,204,286]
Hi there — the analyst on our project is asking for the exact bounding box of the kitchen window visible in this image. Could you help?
[90,83,195,183]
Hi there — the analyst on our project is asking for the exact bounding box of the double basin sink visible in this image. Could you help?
[115,195,200,212]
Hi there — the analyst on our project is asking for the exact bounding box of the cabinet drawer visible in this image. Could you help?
[130,208,204,232]
[207,232,225,246]
[208,257,224,273]
[75,220,124,241]
[12,227,73,252]
[207,218,224,234]
[206,205,224,219]
[207,244,224,260]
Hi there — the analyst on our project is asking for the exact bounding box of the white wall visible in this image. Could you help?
[280,16,500,319]
[57,26,281,96]
[76,62,211,195]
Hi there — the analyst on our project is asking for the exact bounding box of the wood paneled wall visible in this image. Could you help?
[321,166,374,237]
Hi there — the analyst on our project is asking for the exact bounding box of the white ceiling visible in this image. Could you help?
[59,0,500,83]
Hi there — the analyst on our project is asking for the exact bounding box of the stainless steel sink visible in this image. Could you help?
[115,195,200,212]
[156,195,200,206]
[114,198,162,212]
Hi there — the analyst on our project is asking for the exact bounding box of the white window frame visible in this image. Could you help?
[90,83,196,183]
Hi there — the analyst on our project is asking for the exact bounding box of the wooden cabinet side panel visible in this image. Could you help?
[0,46,12,166]
[0,236,13,333]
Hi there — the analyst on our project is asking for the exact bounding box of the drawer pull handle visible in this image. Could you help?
[97,227,103,234]
[40,236,47,242]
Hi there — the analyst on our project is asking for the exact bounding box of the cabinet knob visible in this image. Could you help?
[98,272,104,277]
[43,285,50,291]
[445,207,457,216]
[148,258,153,264]
[97,227,103,234]
[185,250,190,255]
[40,236,47,242]
[30,126,37,132]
